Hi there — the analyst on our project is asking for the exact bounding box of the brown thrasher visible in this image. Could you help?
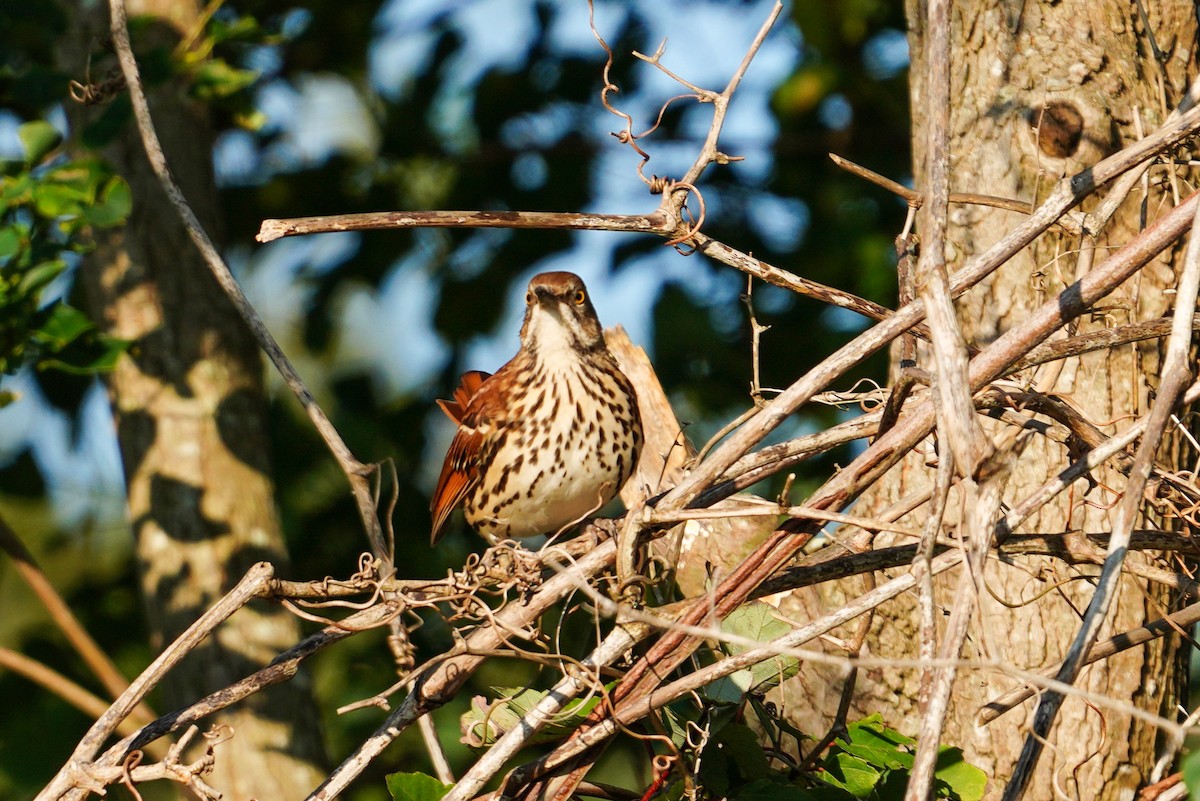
[430,271,643,544]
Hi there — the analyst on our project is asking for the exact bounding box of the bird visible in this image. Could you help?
[430,271,643,545]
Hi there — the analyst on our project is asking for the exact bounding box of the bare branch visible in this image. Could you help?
[257,209,673,243]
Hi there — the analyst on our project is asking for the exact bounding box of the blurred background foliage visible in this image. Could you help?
[0,0,910,796]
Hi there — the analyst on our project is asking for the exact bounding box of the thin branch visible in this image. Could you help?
[658,124,1200,522]
[562,188,1200,800]
[73,599,402,794]
[1011,314,1200,372]
[905,2,991,789]
[304,543,618,801]
[443,623,648,801]
[257,209,672,243]
[692,232,936,339]
[419,713,455,785]
[677,1,783,188]
[829,153,1082,231]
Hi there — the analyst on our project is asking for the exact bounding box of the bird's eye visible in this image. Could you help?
[573,290,586,305]
[526,292,535,305]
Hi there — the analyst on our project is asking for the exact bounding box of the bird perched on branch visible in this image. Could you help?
[430,271,643,544]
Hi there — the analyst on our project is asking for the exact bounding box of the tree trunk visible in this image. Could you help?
[66,2,327,796]
[780,1,1195,798]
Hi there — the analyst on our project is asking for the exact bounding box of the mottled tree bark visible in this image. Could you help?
[66,1,327,796]
[780,2,1195,798]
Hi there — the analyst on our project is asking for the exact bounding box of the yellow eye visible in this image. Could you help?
[573,290,586,305]
[526,292,534,305]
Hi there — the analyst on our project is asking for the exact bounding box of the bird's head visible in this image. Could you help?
[519,271,605,357]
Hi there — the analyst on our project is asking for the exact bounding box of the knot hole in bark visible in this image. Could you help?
[1025,101,1085,159]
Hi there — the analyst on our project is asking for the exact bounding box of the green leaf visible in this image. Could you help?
[699,722,771,795]
[0,174,33,207]
[208,13,264,44]
[717,723,770,781]
[0,390,17,408]
[19,121,62,164]
[385,772,452,801]
[191,58,259,99]
[815,752,881,798]
[38,335,129,375]
[935,748,986,801]
[661,701,699,747]
[32,182,89,218]
[85,176,132,227]
[18,260,67,296]
[0,226,24,261]
[838,717,915,771]
[33,303,93,348]
[704,602,800,701]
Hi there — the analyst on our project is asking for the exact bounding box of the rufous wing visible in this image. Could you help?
[436,370,491,423]
[430,370,494,543]
[430,422,484,544]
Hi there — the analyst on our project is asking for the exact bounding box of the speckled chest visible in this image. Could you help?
[464,354,642,539]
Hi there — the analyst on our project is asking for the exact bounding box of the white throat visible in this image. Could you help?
[528,307,580,373]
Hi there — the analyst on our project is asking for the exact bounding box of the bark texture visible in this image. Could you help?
[66,1,327,796]
[779,2,1196,798]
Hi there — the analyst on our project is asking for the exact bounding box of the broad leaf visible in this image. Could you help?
[385,772,452,801]
[19,121,61,164]
[935,748,986,801]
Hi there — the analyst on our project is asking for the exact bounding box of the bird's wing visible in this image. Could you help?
[435,370,491,423]
[430,370,497,544]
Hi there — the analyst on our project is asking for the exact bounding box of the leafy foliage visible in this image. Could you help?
[814,716,986,801]
[385,771,453,801]
[0,120,131,383]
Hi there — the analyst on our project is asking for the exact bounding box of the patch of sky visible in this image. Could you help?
[233,232,361,335]
[512,151,548,191]
[818,92,852,130]
[545,0,628,58]
[753,281,795,316]
[243,44,284,79]
[862,28,909,80]
[213,128,262,187]
[0,373,125,527]
[280,7,313,40]
[332,261,450,399]
[820,305,871,334]
[447,227,514,280]
[0,111,23,159]
[285,75,380,161]
[748,193,809,252]
[499,104,576,150]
